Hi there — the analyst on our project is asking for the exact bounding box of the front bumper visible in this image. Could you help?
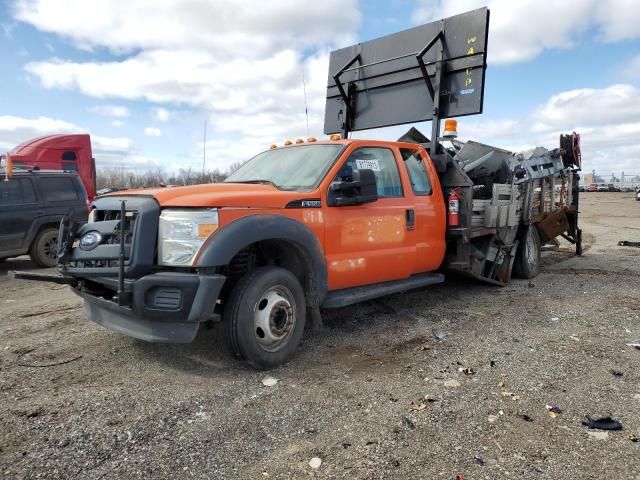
[73,272,226,343]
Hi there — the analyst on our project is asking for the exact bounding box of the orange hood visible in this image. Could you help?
[109,182,310,208]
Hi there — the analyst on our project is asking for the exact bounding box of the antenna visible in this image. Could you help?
[202,119,207,177]
[302,70,310,138]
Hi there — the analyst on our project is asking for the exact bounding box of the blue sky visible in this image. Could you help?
[1,0,640,179]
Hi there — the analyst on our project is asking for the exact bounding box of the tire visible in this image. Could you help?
[513,224,541,279]
[29,227,59,268]
[223,266,306,369]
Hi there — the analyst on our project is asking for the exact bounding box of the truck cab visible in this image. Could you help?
[7,134,97,200]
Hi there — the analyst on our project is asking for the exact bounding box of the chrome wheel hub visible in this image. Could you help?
[254,286,296,352]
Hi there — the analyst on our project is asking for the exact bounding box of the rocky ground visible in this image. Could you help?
[1,192,639,479]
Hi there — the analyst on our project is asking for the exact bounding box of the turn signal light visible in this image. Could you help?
[307,136,317,142]
[284,140,293,146]
[329,134,341,141]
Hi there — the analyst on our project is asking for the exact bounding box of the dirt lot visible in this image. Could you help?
[1,192,639,479]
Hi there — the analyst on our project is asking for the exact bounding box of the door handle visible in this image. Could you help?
[406,209,415,230]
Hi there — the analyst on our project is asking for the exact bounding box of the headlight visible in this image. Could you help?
[158,209,218,266]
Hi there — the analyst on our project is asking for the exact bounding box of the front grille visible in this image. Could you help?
[99,210,138,247]
[70,210,138,268]
[59,196,160,278]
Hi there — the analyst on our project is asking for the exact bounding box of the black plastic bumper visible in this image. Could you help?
[72,272,226,343]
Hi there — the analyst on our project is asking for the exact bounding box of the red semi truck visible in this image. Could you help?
[6,134,97,200]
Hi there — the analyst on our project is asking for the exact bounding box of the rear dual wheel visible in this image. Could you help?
[513,224,541,279]
[224,267,306,369]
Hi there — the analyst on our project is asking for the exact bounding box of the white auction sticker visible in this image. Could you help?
[355,159,380,171]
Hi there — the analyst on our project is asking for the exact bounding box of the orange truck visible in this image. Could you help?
[14,8,583,368]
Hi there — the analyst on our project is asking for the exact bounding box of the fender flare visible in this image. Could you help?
[194,214,328,306]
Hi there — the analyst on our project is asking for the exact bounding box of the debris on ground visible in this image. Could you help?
[435,331,447,341]
[618,241,640,248]
[587,431,609,441]
[458,367,476,375]
[609,369,624,377]
[519,414,534,422]
[629,434,639,443]
[444,379,461,388]
[488,414,499,423]
[308,457,322,469]
[261,376,278,387]
[626,343,640,350]
[582,416,623,431]
[402,416,416,430]
[474,456,485,466]
[546,405,562,417]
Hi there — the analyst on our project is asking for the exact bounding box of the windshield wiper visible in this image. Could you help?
[229,179,280,188]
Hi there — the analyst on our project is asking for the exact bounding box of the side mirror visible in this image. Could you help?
[328,168,378,206]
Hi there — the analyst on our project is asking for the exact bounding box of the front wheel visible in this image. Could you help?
[224,267,306,369]
[29,227,59,268]
[513,224,541,279]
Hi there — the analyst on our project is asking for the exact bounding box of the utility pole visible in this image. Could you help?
[202,120,207,177]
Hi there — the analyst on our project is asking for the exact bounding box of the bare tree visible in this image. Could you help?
[96,165,235,191]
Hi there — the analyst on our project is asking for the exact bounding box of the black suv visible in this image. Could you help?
[0,169,88,267]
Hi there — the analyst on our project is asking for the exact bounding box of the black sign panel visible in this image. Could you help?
[324,8,489,135]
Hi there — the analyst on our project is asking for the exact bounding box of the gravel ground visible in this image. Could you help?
[1,192,639,479]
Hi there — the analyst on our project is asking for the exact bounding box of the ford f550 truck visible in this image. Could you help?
[14,8,583,368]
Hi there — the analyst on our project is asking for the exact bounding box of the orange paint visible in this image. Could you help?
[112,140,447,292]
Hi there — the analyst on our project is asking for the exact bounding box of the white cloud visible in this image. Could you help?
[89,104,130,117]
[13,0,359,55]
[0,114,157,169]
[624,53,640,80]
[150,107,172,122]
[111,119,124,127]
[412,0,640,64]
[144,126,162,137]
[16,0,360,171]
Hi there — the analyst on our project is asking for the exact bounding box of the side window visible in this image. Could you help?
[401,148,432,195]
[334,147,403,197]
[41,177,79,202]
[62,151,78,171]
[0,180,24,206]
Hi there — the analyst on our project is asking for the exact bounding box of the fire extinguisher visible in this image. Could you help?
[448,188,461,227]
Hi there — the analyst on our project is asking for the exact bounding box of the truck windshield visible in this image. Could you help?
[225,144,343,191]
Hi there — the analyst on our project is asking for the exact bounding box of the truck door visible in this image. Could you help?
[399,147,447,273]
[323,146,417,290]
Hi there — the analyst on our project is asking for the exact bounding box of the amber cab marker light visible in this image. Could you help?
[284,140,293,146]
[307,136,317,142]
[295,138,304,144]
[329,134,341,141]
[270,144,277,149]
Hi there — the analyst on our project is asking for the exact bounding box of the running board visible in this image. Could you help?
[321,272,444,309]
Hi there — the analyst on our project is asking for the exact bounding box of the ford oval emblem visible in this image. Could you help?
[79,231,102,251]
